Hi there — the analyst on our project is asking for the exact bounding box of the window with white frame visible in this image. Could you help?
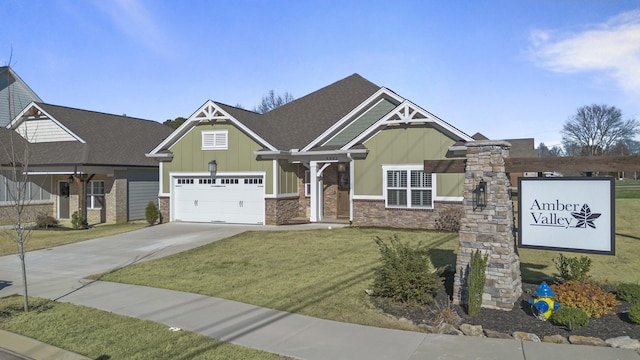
[86,180,105,209]
[202,130,228,150]
[384,166,433,209]
[304,170,311,196]
[0,171,51,204]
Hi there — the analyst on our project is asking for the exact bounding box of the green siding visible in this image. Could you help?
[162,122,273,194]
[278,160,298,194]
[353,124,458,196]
[437,173,464,197]
[325,99,396,147]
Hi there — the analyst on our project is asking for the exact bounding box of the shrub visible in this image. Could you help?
[553,253,592,283]
[371,236,441,306]
[35,212,58,229]
[71,211,84,230]
[617,283,640,305]
[145,201,159,225]
[550,306,589,328]
[551,280,620,318]
[467,249,488,316]
[434,208,463,232]
[629,304,640,324]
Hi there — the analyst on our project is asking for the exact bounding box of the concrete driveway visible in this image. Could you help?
[0,222,338,300]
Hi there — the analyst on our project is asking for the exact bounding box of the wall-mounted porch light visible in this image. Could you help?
[474,180,487,211]
[208,160,217,177]
[67,175,74,184]
[337,163,346,173]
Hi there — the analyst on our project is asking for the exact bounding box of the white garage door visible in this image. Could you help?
[173,175,264,224]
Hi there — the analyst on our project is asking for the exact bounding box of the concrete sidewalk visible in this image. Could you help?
[0,223,638,359]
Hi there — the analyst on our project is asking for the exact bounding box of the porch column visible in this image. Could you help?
[309,161,320,222]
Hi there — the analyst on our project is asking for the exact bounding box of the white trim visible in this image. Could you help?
[272,160,278,196]
[343,99,473,150]
[303,88,404,152]
[266,193,298,199]
[9,103,86,143]
[148,100,277,156]
[352,195,385,200]
[435,196,464,202]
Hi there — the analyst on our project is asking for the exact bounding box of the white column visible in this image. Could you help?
[310,161,319,222]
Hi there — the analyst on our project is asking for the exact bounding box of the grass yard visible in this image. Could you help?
[100,228,458,331]
[0,296,282,360]
[99,199,640,331]
[0,222,148,256]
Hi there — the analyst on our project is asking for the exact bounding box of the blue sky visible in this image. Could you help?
[2,1,640,147]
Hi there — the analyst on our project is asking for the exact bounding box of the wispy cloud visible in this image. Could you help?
[91,0,170,56]
[530,10,640,94]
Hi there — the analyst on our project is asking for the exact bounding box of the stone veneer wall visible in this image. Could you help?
[159,196,170,224]
[265,197,301,225]
[352,199,462,229]
[453,140,522,311]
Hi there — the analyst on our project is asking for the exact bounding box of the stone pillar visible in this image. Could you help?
[453,140,522,311]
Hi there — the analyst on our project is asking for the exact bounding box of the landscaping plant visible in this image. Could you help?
[552,253,592,283]
[35,212,58,229]
[549,306,590,329]
[629,304,640,324]
[145,201,159,225]
[467,249,488,316]
[551,280,619,318]
[372,235,441,306]
[616,283,640,305]
[70,211,84,230]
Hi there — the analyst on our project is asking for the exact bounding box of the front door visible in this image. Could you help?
[337,165,350,218]
[58,181,70,219]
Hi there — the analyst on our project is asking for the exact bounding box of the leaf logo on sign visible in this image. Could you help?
[571,204,601,229]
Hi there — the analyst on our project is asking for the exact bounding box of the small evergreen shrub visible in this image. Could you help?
[434,208,463,232]
[629,304,640,324]
[553,253,592,283]
[71,211,84,230]
[467,249,488,316]
[550,306,589,328]
[551,280,619,318]
[617,283,640,305]
[371,236,441,306]
[145,201,159,225]
[35,212,58,228]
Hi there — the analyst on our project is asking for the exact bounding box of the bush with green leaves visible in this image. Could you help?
[553,253,592,283]
[629,304,640,324]
[71,211,84,230]
[467,249,488,316]
[371,236,441,306]
[617,283,640,305]
[550,306,589,328]
[145,201,159,225]
[35,212,58,229]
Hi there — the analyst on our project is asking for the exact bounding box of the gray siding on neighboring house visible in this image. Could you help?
[127,169,159,220]
[324,99,396,147]
[0,68,42,127]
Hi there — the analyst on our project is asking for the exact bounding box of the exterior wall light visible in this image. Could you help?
[337,163,346,173]
[208,160,217,178]
[474,180,487,211]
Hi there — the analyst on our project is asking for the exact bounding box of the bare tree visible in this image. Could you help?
[1,58,33,312]
[561,104,639,156]
[538,142,563,157]
[253,90,294,114]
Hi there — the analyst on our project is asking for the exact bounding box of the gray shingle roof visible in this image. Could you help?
[217,74,380,150]
[2,103,173,167]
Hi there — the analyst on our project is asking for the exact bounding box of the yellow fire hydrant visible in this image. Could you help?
[529,281,560,320]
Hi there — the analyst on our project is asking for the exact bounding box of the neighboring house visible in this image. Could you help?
[0,66,42,127]
[0,102,172,225]
[147,74,477,228]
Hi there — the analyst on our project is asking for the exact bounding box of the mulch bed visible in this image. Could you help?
[375,283,640,340]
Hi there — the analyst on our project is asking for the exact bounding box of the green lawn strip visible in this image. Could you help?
[100,227,457,331]
[0,296,281,360]
[0,222,148,256]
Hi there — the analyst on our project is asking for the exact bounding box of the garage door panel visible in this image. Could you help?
[173,176,264,224]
